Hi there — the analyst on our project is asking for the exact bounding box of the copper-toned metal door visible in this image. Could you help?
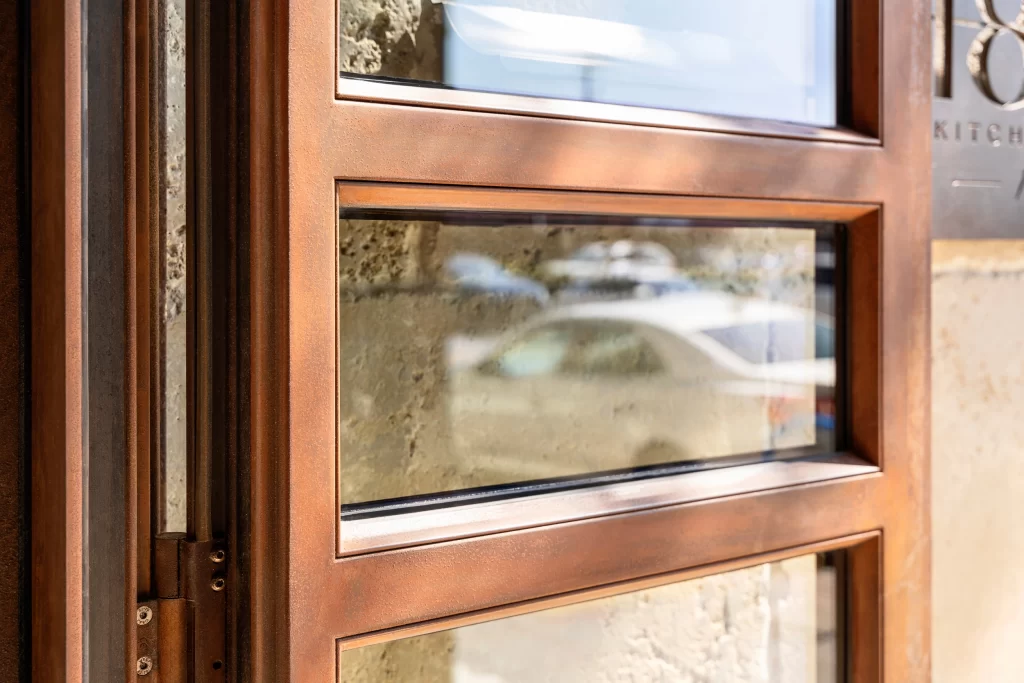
[241,0,930,681]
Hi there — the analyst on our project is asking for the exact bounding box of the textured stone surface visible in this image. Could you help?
[338,0,444,79]
[160,0,188,531]
[932,240,1024,683]
[340,555,821,682]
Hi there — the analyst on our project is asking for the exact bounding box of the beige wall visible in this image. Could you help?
[932,241,1024,683]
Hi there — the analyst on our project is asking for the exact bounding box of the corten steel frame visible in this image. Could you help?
[0,0,26,677]
[239,0,930,682]
[29,0,84,681]
[31,0,150,680]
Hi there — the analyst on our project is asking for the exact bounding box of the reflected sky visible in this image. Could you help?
[340,0,837,126]
[443,0,836,124]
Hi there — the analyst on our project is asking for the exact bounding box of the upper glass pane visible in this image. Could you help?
[338,212,841,509]
[337,0,838,127]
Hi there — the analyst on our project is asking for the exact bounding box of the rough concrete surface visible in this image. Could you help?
[159,0,188,531]
[932,240,1024,683]
[338,0,444,79]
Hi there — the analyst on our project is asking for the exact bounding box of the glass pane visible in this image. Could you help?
[337,0,838,126]
[340,551,843,683]
[338,213,840,508]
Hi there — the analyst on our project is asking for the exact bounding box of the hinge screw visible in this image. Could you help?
[136,656,153,676]
[136,606,153,626]
[211,576,226,592]
[210,549,226,563]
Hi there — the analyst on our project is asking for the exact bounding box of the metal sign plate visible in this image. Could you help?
[933,0,1024,238]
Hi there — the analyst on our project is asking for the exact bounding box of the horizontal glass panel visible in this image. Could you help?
[340,551,843,683]
[338,212,841,509]
[338,0,838,127]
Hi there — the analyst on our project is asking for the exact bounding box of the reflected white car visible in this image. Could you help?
[449,291,835,482]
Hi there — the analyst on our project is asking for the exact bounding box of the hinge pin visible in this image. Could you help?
[136,656,153,676]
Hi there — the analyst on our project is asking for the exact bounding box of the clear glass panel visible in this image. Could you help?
[157,0,188,532]
[337,0,838,126]
[340,551,843,683]
[338,213,841,508]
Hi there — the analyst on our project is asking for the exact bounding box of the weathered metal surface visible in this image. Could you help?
[151,535,226,682]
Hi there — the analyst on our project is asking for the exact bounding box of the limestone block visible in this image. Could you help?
[932,241,1024,683]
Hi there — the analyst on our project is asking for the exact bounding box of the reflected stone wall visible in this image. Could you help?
[159,0,188,532]
[338,219,818,504]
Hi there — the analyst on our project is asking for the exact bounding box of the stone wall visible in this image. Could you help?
[932,240,1024,683]
[158,0,188,532]
[338,0,444,79]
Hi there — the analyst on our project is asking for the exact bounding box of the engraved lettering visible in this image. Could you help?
[938,121,1024,145]
[988,124,1002,146]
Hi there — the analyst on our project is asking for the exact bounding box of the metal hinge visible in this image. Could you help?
[135,534,227,681]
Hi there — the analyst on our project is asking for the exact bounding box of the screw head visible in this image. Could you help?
[210,549,226,563]
[137,656,153,676]
[210,576,226,592]
[136,606,153,626]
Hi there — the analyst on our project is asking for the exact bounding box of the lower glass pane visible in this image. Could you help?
[340,551,843,683]
[338,212,841,509]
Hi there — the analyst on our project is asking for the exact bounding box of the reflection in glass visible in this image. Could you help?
[340,552,843,683]
[338,0,838,126]
[338,215,840,507]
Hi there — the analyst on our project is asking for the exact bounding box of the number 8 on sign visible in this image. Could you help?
[968,0,1024,109]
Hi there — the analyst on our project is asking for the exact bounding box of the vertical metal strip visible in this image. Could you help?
[186,0,215,545]
[84,0,129,678]
[29,0,85,679]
